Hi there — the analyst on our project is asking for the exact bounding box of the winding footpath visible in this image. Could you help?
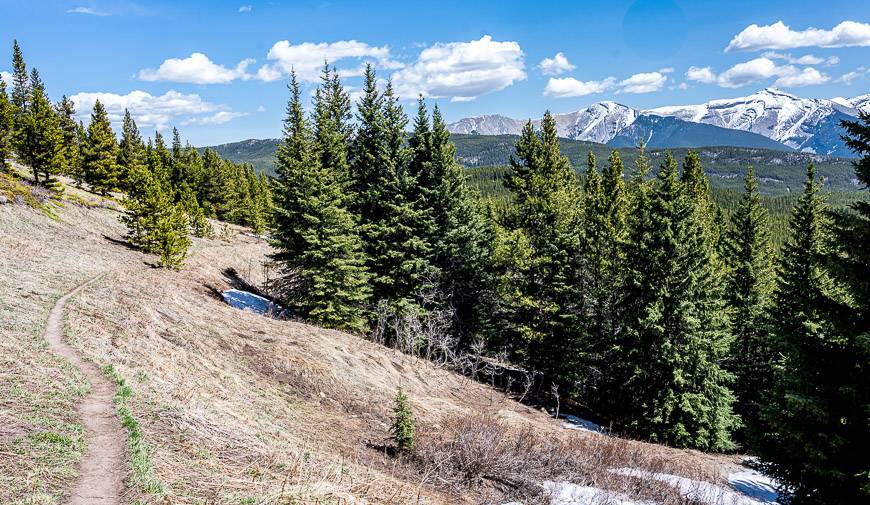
[44,277,125,505]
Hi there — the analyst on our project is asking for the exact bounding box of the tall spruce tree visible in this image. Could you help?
[271,70,371,332]
[82,100,119,194]
[20,69,65,188]
[0,75,13,171]
[723,166,774,446]
[610,151,737,451]
[117,109,145,192]
[496,113,584,389]
[55,96,81,182]
[757,162,866,504]
[10,40,30,161]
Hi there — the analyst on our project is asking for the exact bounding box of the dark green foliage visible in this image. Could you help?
[754,116,870,503]
[82,100,119,194]
[55,96,81,183]
[121,151,190,269]
[495,113,585,389]
[19,69,65,188]
[606,151,737,451]
[117,109,145,192]
[723,166,775,446]
[391,388,416,451]
[10,40,29,161]
[0,75,13,171]
[270,70,371,332]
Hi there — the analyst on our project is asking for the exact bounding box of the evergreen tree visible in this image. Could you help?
[496,113,584,389]
[427,104,494,343]
[723,166,774,446]
[610,151,737,451]
[121,157,190,269]
[20,69,65,188]
[55,96,81,182]
[756,141,869,503]
[390,388,416,451]
[271,70,371,332]
[10,40,29,161]
[0,75,13,171]
[117,109,145,192]
[82,100,119,194]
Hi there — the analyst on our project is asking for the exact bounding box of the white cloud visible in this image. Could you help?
[238,5,252,12]
[716,57,785,87]
[391,35,525,102]
[619,71,667,93]
[774,67,829,87]
[836,67,869,84]
[726,20,870,52]
[137,52,254,84]
[182,111,249,126]
[67,6,110,16]
[689,57,829,88]
[543,76,615,98]
[762,51,839,66]
[257,39,399,83]
[256,105,266,112]
[538,52,575,76]
[0,71,12,85]
[677,82,689,90]
[69,90,240,130]
[685,66,717,84]
[659,67,674,74]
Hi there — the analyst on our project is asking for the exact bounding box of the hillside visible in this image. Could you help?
[202,135,858,196]
[1,175,776,505]
[607,115,793,151]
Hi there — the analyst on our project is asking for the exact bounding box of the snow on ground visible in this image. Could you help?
[611,467,779,505]
[544,481,653,505]
[560,414,604,433]
[222,289,290,319]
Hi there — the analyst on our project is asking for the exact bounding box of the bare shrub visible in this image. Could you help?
[412,414,721,505]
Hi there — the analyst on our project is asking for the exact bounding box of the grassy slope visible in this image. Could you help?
[2,176,762,504]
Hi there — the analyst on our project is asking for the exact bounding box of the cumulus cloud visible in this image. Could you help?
[67,6,110,16]
[685,66,717,84]
[0,70,12,85]
[391,35,525,102]
[538,52,575,76]
[619,71,667,93]
[69,90,242,130]
[238,5,252,12]
[182,111,249,126]
[137,53,254,84]
[543,76,615,97]
[687,58,830,88]
[762,51,839,66]
[256,105,266,112]
[725,20,870,52]
[257,39,400,83]
[836,67,869,84]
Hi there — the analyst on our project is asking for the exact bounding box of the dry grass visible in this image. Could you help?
[1,178,750,505]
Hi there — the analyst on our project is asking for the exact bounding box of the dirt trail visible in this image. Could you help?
[43,276,125,505]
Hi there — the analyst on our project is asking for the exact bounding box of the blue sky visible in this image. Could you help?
[1,0,868,145]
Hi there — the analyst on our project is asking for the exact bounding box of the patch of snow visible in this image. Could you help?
[561,414,604,433]
[610,468,779,505]
[544,481,652,505]
[222,289,289,319]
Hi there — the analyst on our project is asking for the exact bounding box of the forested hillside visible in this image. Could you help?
[205,134,860,195]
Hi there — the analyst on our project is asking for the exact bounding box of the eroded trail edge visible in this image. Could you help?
[44,276,125,505]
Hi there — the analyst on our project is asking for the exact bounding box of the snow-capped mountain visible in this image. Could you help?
[447,88,864,156]
[446,114,526,136]
[542,101,638,144]
[647,88,855,156]
[447,102,639,143]
[830,94,870,115]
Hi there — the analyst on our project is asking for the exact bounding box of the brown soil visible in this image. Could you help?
[43,276,125,505]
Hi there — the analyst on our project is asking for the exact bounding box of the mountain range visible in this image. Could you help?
[447,88,869,157]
